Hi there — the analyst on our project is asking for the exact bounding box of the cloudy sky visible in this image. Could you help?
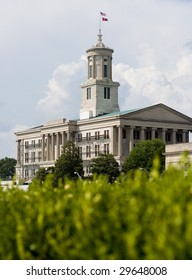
[1,0,192,159]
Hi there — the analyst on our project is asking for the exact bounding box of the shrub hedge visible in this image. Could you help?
[1,158,192,259]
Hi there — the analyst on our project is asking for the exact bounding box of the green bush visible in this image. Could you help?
[1,158,192,260]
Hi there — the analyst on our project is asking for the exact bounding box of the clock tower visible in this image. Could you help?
[80,32,120,119]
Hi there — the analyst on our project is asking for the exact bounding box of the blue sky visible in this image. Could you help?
[1,0,192,159]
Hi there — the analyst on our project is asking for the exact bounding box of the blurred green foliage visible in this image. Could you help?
[0,157,16,179]
[90,153,120,183]
[53,141,84,186]
[0,157,192,260]
[123,139,165,174]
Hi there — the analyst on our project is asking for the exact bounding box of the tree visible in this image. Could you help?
[54,141,83,186]
[35,166,55,183]
[90,153,120,183]
[0,157,17,179]
[122,139,165,174]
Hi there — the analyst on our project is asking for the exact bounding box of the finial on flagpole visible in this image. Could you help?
[96,11,108,46]
[99,11,108,37]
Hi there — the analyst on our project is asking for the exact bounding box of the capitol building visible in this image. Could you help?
[15,33,192,179]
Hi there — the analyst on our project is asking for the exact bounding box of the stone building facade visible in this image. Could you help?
[15,33,192,180]
[166,143,192,168]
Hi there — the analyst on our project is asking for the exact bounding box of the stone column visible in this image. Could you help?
[140,127,145,141]
[92,56,95,78]
[67,131,71,141]
[118,126,123,157]
[152,128,156,139]
[110,126,114,155]
[172,129,177,144]
[182,130,187,143]
[101,57,104,78]
[46,134,50,161]
[56,132,60,159]
[129,126,134,152]
[42,134,45,162]
[17,140,21,164]
[51,134,55,161]
[88,57,90,78]
[162,129,166,143]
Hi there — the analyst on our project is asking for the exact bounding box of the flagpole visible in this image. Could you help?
[99,11,102,36]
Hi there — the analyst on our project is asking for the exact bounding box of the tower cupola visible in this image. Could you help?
[80,32,120,120]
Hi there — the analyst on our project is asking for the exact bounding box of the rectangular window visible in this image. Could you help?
[78,147,83,158]
[87,88,91,99]
[38,139,42,147]
[95,131,100,140]
[25,141,29,148]
[89,65,92,78]
[31,140,35,147]
[38,151,41,162]
[104,65,108,78]
[95,145,100,157]
[86,132,91,141]
[31,152,35,163]
[104,144,109,154]
[104,130,109,139]
[78,133,82,142]
[104,87,110,99]
[86,146,91,158]
[25,153,29,163]
[25,169,29,178]
[31,169,36,177]
[104,58,108,78]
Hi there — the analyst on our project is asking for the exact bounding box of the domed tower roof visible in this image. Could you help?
[86,30,114,54]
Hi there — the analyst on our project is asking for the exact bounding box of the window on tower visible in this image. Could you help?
[87,88,91,99]
[104,58,108,78]
[104,87,110,99]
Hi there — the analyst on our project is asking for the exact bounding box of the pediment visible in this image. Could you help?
[121,103,192,125]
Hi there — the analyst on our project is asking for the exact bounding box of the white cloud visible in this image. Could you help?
[0,125,29,159]
[113,43,192,115]
[37,56,87,120]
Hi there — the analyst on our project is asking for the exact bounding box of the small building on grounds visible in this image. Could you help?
[15,32,192,180]
[166,143,192,168]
